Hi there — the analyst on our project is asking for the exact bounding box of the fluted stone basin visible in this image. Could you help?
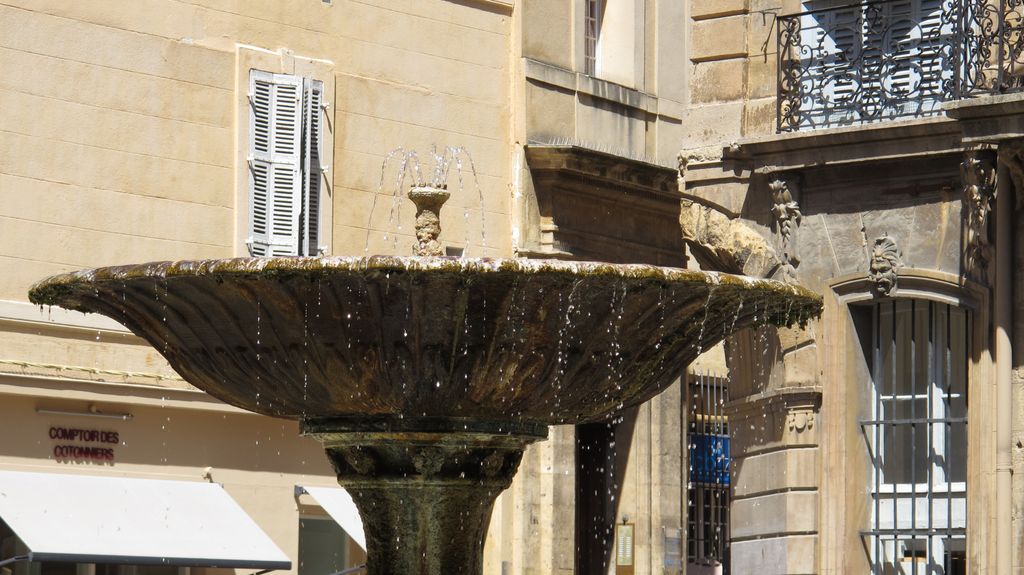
[29,255,822,575]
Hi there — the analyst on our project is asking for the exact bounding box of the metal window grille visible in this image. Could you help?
[861,300,968,575]
[686,372,730,572]
[585,0,603,76]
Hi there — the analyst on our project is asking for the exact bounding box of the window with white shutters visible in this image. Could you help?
[248,70,324,257]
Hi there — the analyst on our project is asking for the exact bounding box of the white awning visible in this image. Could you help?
[0,470,291,570]
[296,486,366,550]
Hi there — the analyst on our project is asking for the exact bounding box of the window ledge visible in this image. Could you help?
[523,58,681,119]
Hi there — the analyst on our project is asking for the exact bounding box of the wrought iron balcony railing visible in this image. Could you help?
[777,0,1024,132]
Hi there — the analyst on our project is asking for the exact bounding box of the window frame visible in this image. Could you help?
[820,270,989,573]
[247,69,325,257]
[859,298,969,573]
[234,47,334,258]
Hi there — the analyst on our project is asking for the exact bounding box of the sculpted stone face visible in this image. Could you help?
[869,236,901,296]
[414,211,442,256]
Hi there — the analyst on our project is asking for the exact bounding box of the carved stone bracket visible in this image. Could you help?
[961,149,997,283]
[869,236,902,296]
[769,176,802,284]
[769,176,802,246]
[786,406,815,435]
[680,199,782,278]
[303,417,547,575]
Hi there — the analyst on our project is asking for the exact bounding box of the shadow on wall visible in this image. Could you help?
[576,406,639,573]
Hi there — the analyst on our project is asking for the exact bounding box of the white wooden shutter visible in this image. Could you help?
[878,0,946,114]
[301,78,324,256]
[801,2,861,126]
[248,70,302,257]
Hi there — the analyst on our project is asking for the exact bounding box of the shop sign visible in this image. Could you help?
[49,426,119,463]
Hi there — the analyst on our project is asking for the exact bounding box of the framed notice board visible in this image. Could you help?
[615,522,635,575]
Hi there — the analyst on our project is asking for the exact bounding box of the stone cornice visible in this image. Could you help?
[522,58,684,119]
[524,144,680,199]
[944,92,1024,144]
[521,144,686,264]
[725,386,822,420]
[726,117,963,175]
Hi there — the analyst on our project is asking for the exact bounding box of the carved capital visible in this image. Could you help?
[869,236,902,297]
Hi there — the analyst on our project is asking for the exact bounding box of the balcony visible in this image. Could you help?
[777,0,1024,132]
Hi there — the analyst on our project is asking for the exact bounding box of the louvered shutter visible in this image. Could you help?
[248,70,303,257]
[876,0,947,115]
[880,1,916,108]
[801,2,861,127]
[301,78,324,256]
[912,0,947,112]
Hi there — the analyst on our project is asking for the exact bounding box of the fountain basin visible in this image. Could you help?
[30,255,821,574]
[29,255,820,426]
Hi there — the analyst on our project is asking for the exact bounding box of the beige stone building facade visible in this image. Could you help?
[0,1,691,574]
[681,0,1024,574]
[5,1,1019,574]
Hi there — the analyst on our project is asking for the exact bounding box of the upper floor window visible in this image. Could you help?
[860,299,967,574]
[584,0,603,76]
[248,70,324,257]
[582,0,637,87]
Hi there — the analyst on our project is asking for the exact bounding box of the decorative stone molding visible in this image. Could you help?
[869,236,902,296]
[520,145,683,264]
[725,387,822,421]
[961,149,996,282]
[724,387,822,450]
[769,177,802,245]
[786,406,815,434]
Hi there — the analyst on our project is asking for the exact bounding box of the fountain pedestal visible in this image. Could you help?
[303,418,547,575]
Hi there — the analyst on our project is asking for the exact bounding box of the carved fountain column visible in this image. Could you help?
[305,418,545,575]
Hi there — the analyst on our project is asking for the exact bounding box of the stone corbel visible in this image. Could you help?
[961,149,997,283]
[680,199,782,278]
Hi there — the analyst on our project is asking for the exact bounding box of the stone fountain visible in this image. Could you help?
[29,184,821,575]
